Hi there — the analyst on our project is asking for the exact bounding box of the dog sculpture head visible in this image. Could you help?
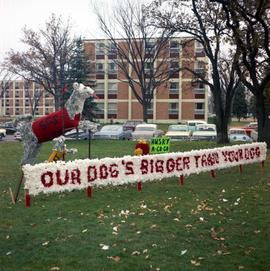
[65,82,95,119]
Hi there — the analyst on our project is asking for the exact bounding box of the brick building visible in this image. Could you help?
[0,37,208,123]
[84,37,209,123]
[0,81,54,118]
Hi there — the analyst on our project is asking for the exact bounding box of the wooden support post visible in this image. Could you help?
[239,164,243,174]
[179,175,184,186]
[211,170,216,178]
[261,161,265,168]
[25,189,31,208]
[137,181,142,192]
[86,186,92,198]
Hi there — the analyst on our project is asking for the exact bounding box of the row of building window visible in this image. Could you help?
[95,40,204,56]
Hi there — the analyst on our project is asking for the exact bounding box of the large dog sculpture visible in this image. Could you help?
[16,82,95,165]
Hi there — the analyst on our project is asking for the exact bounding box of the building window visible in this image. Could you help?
[145,61,154,71]
[5,91,9,98]
[96,42,105,55]
[96,63,104,73]
[195,103,205,114]
[195,40,204,54]
[170,40,179,52]
[145,40,155,54]
[108,62,117,74]
[147,102,153,114]
[108,102,117,114]
[24,81,29,90]
[194,61,205,75]
[15,90,20,97]
[169,82,179,94]
[108,83,117,95]
[15,81,20,89]
[194,82,205,94]
[95,102,104,114]
[109,43,117,54]
[169,102,179,115]
[94,83,105,95]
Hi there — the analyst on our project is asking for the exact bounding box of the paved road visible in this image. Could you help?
[0,134,18,142]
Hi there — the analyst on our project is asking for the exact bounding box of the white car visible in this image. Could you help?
[191,124,217,141]
[187,120,207,132]
[132,124,163,141]
[165,124,191,141]
[0,128,6,140]
[228,128,252,142]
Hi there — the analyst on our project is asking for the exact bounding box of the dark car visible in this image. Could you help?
[64,129,93,140]
[0,121,16,135]
[123,120,145,132]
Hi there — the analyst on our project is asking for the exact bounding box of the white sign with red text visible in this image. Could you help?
[22,143,267,196]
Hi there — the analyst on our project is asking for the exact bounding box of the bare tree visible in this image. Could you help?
[148,0,240,143]
[95,0,175,122]
[0,67,13,99]
[210,0,270,146]
[4,14,76,110]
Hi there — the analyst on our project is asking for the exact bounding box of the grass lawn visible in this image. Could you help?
[0,140,269,271]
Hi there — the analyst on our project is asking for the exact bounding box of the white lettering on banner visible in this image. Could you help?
[22,143,267,196]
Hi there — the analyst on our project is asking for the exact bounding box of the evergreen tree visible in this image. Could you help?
[232,84,248,121]
[68,37,97,121]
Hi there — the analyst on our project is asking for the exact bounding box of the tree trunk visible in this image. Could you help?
[257,96,270,147]
[215,112,230,144]
[142,102,148,123]
[54,92,63,111]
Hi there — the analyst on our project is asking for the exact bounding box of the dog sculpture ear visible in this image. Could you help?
[73,82,79,90]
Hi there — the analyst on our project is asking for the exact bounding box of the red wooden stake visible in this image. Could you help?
[179,175,184,186]
[86,186,92,198]
[261,161,265,168]
[211,170,216,178]
[239,164,243,174]
[137,181,142,192]
[25,190,31,208]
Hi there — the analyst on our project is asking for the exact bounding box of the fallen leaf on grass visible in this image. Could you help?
[191,259,201,266]
[100,244,109,250]
[50,267,60,271]
[164,205,171,213]
[173,218,180,222]
[6,251,12,256]
[150,224,157,229]
[210,227,225,241]
[131,251,141,256]
[238,266,245,270]
[180,249,187,256]
[42,241,49,246]
[82,229,88,233]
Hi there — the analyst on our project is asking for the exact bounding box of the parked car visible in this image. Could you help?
[132,124,163,141]
[0,121,16,135]
[93,125,132,140]
[187,120,207,132]
[191,124,217,141]
[165,124,191,141]
[243,122,258,137]
[64,130,93,140]
[250,129,258,142]
[228,128,252,142]
[123,120,145,132]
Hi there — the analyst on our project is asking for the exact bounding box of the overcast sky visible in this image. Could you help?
[0,0,111,61]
